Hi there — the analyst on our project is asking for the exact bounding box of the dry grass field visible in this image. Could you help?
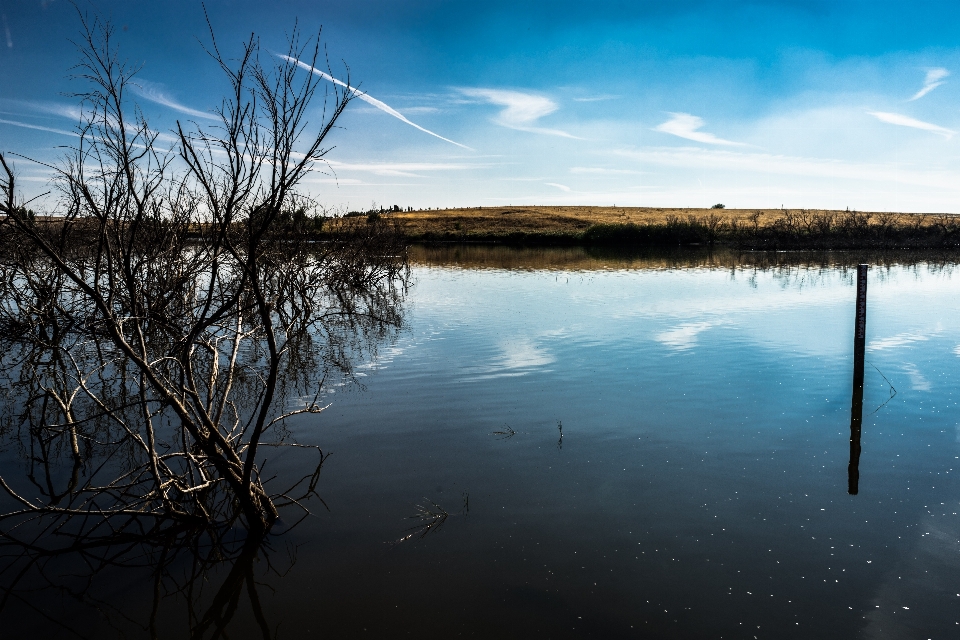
[388,205,959,249]
[393,205,757,238]
[15,205,956,250]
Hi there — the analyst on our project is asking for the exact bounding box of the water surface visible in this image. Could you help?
[7,247,960,638]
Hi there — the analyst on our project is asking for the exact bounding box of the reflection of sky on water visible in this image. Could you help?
[492,337,555,371]
[868,330,934,351]
[654,321,714,350]
[278,255,959,638]
[900,363,932,392]
[458,337,557,381]
[412,264,959,371]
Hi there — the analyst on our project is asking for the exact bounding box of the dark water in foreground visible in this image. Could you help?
[5,247,960,638]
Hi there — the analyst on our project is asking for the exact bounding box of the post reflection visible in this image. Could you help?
[849,379,864,495]
[848,264,868,495]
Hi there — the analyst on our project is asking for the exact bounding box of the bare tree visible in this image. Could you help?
[0,13,406,544]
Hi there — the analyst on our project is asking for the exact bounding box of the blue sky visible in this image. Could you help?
[2,0,960,211]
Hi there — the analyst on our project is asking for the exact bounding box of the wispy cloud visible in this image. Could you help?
[458,88,579,139]
[399,106,441,115]
[278,54,472,150]
[0,99,83,121]
[131,81,217,121]
[909,68,949,101]
[545,182,571,191]
[1,100,176,147]
[0,101,181,148]
[302,176,365,185]
[351,105,441,117]
[653,113,744,146]
[324,159,477,177]
[867,111,955,138]
[613,146,960,190]
[483,185,654,205]
[570,167,643,176]
[572,94,620,102]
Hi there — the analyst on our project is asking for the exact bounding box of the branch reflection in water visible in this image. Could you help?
[0,14,408,637]
[0,236,407,636]
[0,232,407,631]
[395,493,470,544]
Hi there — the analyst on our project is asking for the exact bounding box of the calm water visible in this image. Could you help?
[5,247,960,638]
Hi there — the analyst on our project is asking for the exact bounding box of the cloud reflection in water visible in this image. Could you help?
[655,321,713,351]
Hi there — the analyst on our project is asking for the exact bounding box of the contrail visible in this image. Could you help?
[0,118,77,137]
[278,54,472,151]
[2,14,12,49]
[131,82,218,121]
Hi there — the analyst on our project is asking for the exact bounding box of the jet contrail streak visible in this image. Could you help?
[0,118,77,137]
[278,54,472,150]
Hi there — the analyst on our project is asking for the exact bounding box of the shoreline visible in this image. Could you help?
[406,243,960,271]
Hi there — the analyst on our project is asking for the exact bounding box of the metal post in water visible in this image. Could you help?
[848,264,867,495]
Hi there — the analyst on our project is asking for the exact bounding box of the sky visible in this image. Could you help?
[3,0,960,212]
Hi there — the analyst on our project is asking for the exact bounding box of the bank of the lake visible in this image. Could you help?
[388,206,960,250]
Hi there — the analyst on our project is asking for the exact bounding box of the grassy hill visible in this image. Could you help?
[389,206,960,249]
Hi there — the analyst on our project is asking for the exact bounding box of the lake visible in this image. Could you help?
[3,246,959,638]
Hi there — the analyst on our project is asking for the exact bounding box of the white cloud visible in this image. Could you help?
[909,68,949,101]
[545,182,571,192]
[279,54,472,150]
[458,88,579,139]
[867,111,955,138]
[613,146,960,191]
[131,81,217,121]
[461,88,555,123]
[653,113,745,146]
